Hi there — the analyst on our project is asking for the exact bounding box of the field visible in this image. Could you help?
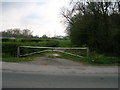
[2,38,120,66]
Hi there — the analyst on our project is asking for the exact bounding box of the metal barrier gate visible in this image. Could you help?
[17,46,89,58]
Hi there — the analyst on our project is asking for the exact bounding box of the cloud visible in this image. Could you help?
[1,0,70,37]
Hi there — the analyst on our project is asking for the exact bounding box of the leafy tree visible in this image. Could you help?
[42,35,48,39]
[1,28,33,38]
[61,1,120,56]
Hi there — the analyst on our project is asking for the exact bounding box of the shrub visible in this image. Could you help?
[20,38,43,42]
[2,42,21,57]
[2,38,16,42]
[2,40,59,57]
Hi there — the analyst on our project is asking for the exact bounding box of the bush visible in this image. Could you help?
[2,38,16,42]
[89,51,104,57]
[2,40,59,57]
[20,38,43,42]
[2,42,21,57]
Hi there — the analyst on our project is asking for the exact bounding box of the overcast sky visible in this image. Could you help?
[1,0,70,37]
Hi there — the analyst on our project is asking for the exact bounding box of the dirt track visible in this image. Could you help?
[21,57,86,66]
[2,53,118,74]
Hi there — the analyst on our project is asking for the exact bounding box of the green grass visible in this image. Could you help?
[41,51,119,66]
[61,52,119,66]
[2,53,45,62]
[57,40,71,47]
[2,54,32,62]
[2,57,31,62]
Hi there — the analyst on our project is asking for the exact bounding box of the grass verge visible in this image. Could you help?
[2,54,32,62]
[2,53,45,62]
[44,51,119,66]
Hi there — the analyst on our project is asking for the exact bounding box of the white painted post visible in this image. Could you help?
[17,47,20,58]
[87,47,89,57]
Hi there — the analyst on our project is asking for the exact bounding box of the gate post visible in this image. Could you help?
[87,47,89,57]
[17,47,20,58]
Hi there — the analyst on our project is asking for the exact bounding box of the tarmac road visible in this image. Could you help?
[1,57,119,88]
[2,71,118,88]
